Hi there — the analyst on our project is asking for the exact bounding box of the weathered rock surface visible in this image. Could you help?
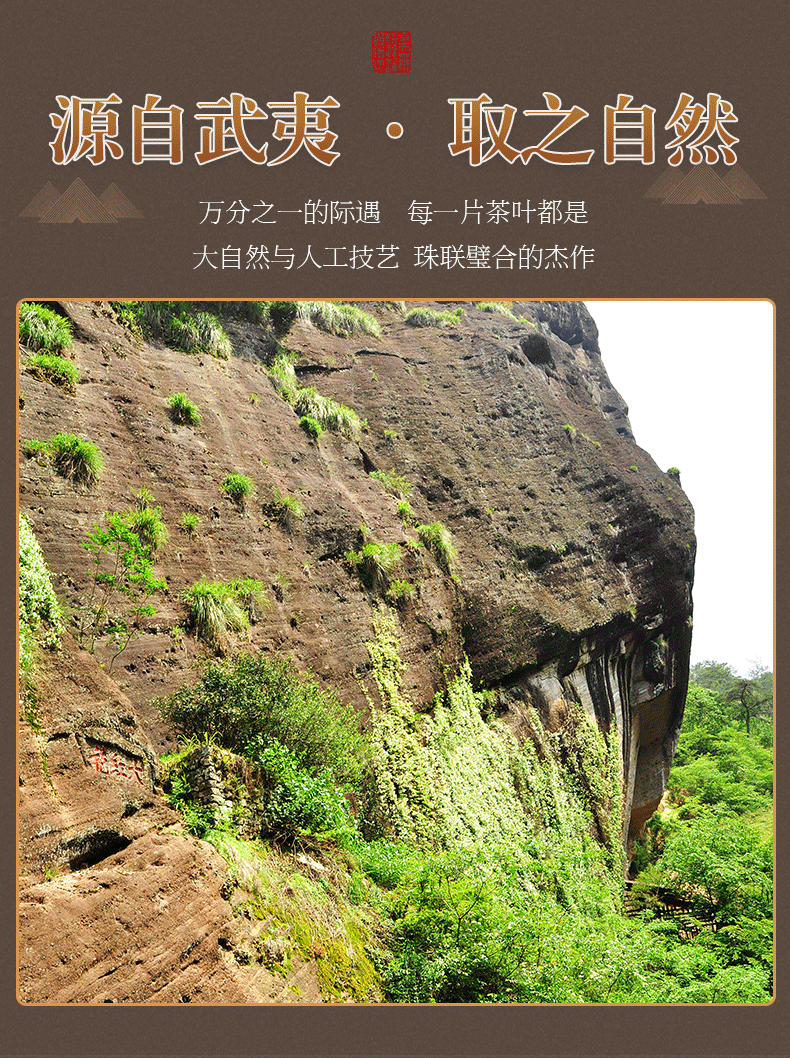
[18,300,695,1002]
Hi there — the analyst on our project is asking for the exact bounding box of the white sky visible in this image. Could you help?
[588,301,774,677]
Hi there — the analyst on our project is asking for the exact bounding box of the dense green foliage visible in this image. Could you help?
[345,541,402,594]
[156,622,772,1003]
[629,665,773,1002]
[156,652,366,787]
[19,515,62,705]
[180,577,265,650]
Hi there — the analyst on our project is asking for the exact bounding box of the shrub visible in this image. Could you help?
[345,541,401,593]
[181,577,249,651]
[563,423,576,438]
[667,467,681,480]
[405,306,464,329]
[79,510,166,662]
[18,303,73,353]
[297,301,382,339]
[221,473,255,508]
[167,392,201,425]
[155,651,366,785]
[180,511,200,538]
[25,353,80,393]
[369,469,412,500]
[299,414,323,440]
[264,487,305,531]
[127,505,168,552]
[251,738,356,842]
[27,433,103,487]
[417,522,457,574]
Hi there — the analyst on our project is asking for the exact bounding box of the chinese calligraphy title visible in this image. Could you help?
[49,91,738,167]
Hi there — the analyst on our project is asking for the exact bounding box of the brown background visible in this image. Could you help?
[2,1,787,1055]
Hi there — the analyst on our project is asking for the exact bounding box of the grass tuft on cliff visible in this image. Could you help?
[19,303,73,353]
[25,353,80,393]
[297,301,382,339]
[25,433,103,487]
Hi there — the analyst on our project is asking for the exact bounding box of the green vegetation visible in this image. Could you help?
[385,578,416,608]
[268,351,299,403]
[369,469,412,499]
[397,500,414,526]
[78,510,166,667]
[293,387,362,439]
[297,301,382,339]
[563,423,577,438]
[221,473,255,508]
[156,652,366,786]
[298,414,323,440]
[19,302,73,353]
[667,467,681,479]
[133,486,154,510]
[228,577,269,623]
[167,392,201,426]
[111,301,231,358]
[180,511,200,538]
[126,505,168,552]
[155,597,771,1004]
[405,306,464,328]
[25,353,80,393]
[25,433,103,487]
[263,487,305,531]
[181,578,249,651]
[266,348,362,440]
[19,515,62,708]
[416,521,457,574]
[476,301,518,320]
[629,661,773,1002]
[345,541,402,594]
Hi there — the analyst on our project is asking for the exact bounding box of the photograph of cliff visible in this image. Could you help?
[17,300,773,1004]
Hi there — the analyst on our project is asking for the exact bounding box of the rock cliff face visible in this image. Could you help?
[18,300,695,1002]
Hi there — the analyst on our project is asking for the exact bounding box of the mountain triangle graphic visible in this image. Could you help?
[661,166,742,205]
[39,179,118,223]
[20,183,62,218]
[722,164,767,200]
[99,183,143,219]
